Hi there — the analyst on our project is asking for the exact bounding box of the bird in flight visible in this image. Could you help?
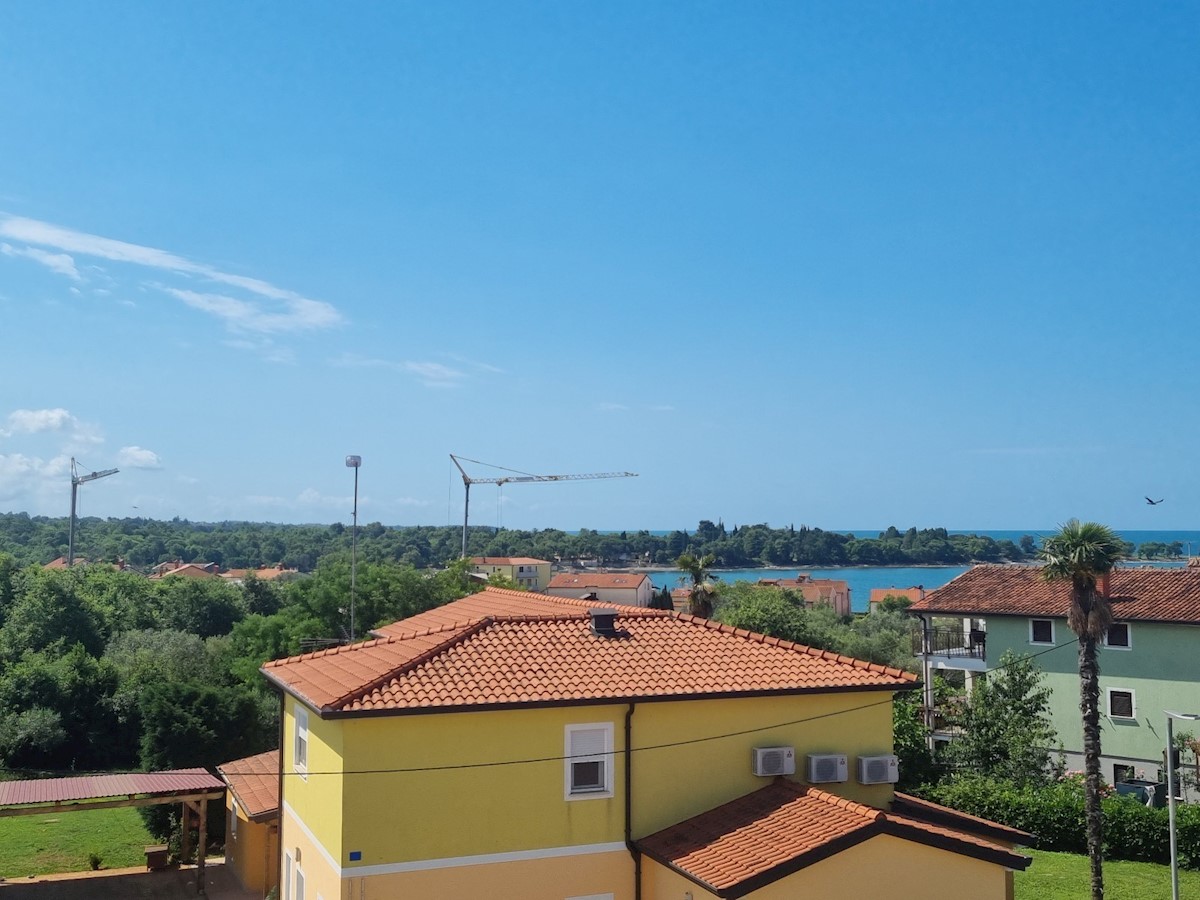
[1146,497,1164,505]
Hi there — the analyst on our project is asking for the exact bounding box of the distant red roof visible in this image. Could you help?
[911,565,1200,624]
[548,572,650,591]
[371,587,609,639]
[869,587,927,604]
[0,768,224,809]
[637,781,1029,897]
[470,557,550,566]
[219,750,279,821]
[43,556,83,569]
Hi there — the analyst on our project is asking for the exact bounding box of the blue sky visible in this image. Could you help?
[1,2,1197,532]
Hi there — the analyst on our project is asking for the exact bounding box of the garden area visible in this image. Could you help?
[0,807,154,878]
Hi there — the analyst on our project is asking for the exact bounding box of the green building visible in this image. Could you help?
[910,564,1200,785]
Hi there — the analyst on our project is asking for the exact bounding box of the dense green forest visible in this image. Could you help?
[0,553,478,837]
[0,513,1041,570]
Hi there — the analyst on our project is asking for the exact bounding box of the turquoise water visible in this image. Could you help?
[648,558,1191,615]
[633,529,1200,548]
[647,566,970,614]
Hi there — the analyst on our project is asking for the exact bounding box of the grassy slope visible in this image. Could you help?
[0,807,155,878]
[1017,850,1200,899]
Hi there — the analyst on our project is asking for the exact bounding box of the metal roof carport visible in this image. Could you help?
[0,768,225,895]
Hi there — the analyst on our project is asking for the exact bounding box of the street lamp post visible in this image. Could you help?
[1166,710,1200,900]
[345,455,361,642]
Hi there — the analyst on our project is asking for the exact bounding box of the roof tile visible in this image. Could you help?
[547,572,651,590]
[638,781,1029,896]
[264,588,916,713]
[911,565,1200,623]
[218,750,279,820]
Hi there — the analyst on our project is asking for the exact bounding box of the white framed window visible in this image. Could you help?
[1108,688,1136,720]
[565,723,614,800]
[1104,623,1132,650]
[295,863,305,900]
[284,852,294,900]
[1030,618,1055,645]
[294,706,309,777]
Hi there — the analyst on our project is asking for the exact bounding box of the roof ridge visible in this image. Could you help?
[805,786,885,821]
[673,613,917,683]
[328,619,495,711]
[263,619,479,668]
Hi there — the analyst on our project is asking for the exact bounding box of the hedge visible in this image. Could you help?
[920,776,1200,868]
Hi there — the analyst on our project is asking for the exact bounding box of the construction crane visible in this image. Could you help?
[450,454,637,558]
[68,457,118,566]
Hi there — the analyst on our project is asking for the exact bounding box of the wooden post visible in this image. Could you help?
[197,798,207,896]
[180,802,193,864]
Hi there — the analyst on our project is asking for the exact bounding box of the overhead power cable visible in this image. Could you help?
[0,637,1076,782]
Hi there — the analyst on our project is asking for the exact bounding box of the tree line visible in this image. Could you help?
[0,552,478,837]
[0,513,1046,570]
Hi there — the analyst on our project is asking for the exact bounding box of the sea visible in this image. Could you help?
[639,529,1200,615]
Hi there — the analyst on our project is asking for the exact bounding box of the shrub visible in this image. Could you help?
[920,775,1200,868]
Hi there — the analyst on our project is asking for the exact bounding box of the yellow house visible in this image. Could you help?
[218,749,280,898]
[469,556,553,590]
[262,587,1030,900]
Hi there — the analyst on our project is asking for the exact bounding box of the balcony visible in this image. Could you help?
[913,626,986,661]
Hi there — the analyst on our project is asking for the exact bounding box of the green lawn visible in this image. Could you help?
[1017,850,1200,899]
[0,807,156,877]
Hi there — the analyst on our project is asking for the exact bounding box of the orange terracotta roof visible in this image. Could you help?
[371,587,614,639]
[869,587,927,603]
[469,557,550,566]
[891,792,1031,845]
[911,565,1200,624]
[637,781,1029,898]
[220,565,296,581]
[547,572,650,590]
[218,750,279,821]
[264,603,916,715]
[151,563,219,579]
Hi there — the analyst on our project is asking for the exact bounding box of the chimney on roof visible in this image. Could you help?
[590,608,620,638]
[1100,573,1111,599]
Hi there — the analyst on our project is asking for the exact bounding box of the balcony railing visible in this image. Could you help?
[913,626,986,660]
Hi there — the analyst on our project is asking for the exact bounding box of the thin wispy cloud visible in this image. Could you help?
[1,242,81,280]
[598,402,629,412]
[297,487,357,510]
[332,352,468,388]
[969,447,1105,456]
[444,352,505,375]
[165,287,339,334]
[0,214,343,335]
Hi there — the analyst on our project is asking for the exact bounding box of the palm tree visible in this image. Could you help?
[676,552,717,617]
[1039,519,1125,900]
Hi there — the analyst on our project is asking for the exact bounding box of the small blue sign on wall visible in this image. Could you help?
[349,851,362,861]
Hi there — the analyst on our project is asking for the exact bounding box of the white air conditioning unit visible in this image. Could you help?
[806,753,848,784]
[752,746,796,777]
[858,754,900,785]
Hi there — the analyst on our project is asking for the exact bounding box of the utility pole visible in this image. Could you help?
[68,458,118,567]
[346,455,361,641]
